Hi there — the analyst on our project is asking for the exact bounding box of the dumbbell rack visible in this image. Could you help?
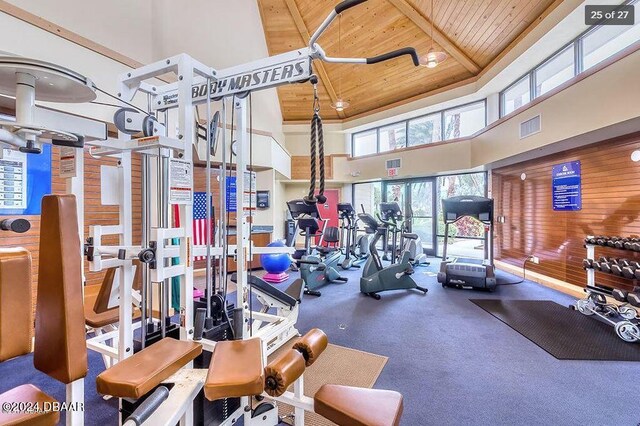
[574,236,640,342]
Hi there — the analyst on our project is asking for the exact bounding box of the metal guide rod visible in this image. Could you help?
[235,96,247,340]
[205,77,213,326]
[141,155,149,348]
[158,149,169,338]
[219,100,227,301]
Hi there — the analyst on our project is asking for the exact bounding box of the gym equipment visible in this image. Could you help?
[573,284,640,342]
[261,241,291,283]
[0,0,420,423]
[378,202,429,267]
[337,202,370,270]
[378,202,403,263]
[287,199,348,297]
[358,212,428,299]
[0,218,30,233]
[585,235,640,252]
[437,196,497,291]
[201,329,404,426]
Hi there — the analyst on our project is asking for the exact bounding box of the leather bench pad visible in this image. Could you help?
[204,338,264,401]
[0,384,59,426]
[314,384,403,426]
[96,337,202,399]
[34,195,87,384]
[0,248,32,362]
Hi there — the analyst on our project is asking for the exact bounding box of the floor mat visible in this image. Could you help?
[268,339,388,425]
[471,299,640,361]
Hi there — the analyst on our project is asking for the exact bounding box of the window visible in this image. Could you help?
[500,1,640,118]
[444,101,486,140]
[583,17,640,70]
[350,100,487,157]
[501,75,530,116]
[352,130,377,157]
[379,123,406,152]
[535,45,575,97]
[408,113,441,146]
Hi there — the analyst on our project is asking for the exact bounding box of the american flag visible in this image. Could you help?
[193,192,213,260]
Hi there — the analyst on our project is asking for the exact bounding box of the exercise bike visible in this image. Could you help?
[287,200,348,297]
[378,202,429,267]
[358,212,428,300]
[337,202,370,270]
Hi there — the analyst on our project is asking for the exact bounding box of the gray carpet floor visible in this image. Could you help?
[2,259,638,425]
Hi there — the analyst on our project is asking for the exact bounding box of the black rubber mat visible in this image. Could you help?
[470,299,640,361]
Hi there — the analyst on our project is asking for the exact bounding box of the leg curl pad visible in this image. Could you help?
[264,350,306,397]
[293,328,328,367]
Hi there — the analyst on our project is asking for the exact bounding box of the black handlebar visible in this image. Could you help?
[335,0,367,14]
[366,47,420,67]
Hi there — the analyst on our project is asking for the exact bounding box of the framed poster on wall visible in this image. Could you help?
[552,160,581,211]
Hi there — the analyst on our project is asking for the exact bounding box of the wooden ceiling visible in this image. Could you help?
[256,0,561,122]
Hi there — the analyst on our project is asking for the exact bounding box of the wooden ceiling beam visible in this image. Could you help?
[283,0,346,119]
[388,0,481,75]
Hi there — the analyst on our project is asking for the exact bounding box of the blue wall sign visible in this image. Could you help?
[226,176,237,212]
[552,160,581,211]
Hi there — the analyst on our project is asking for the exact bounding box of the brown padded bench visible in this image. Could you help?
[0,250,59,426]
[204,338,264,401]
[0,248,32,362]
[205,329,404,426]
[0,384,60,426]
[96,337,202,399]
[314,384,404,426]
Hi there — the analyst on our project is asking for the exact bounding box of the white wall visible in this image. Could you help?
[5,0,154,64]
[151,0,283,140]
[0,11,148,122]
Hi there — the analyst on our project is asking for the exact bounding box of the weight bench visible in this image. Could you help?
[205,329,404,426]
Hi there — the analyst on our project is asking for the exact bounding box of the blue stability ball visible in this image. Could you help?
[261,240,291,274]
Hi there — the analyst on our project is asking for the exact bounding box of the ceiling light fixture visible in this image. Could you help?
[421,0,447,68]
[331,13,350,112]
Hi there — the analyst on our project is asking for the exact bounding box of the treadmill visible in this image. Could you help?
[437,195,496,291]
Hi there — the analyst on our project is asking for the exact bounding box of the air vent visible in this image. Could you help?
[520,115,541,139]
[386,158,401,169]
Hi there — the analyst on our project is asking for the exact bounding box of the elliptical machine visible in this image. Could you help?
[337,203,370,270]
[378,202,429,267]
[287,199,348,297]
[358,212,428,299]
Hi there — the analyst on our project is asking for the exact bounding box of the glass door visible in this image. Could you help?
[408,180,435,255]
[382,178,436,256]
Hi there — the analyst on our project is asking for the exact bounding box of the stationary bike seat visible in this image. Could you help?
[402,233,418,240]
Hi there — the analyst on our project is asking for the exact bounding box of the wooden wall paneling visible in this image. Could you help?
[290,155,334,180]
[492,132,640,291]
